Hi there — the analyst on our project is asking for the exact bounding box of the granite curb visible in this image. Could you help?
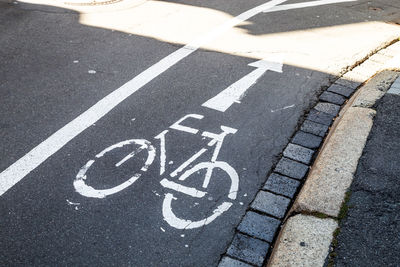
[218,40,400,267]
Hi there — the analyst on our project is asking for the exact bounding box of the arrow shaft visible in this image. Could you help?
[263,0,356,13]
[202,67,268,112]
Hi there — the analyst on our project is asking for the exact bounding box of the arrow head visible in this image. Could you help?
[248,56,283,73]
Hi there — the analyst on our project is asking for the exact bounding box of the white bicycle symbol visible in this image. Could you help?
[73,114,239,229]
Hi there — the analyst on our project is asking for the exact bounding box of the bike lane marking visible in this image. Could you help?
[0,0,357,196]
[73,139,156,198]
[0,0,288,196]
[70,112,240,229]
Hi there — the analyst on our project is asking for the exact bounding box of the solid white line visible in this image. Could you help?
[263,0,356,13]
[0,0,289,196]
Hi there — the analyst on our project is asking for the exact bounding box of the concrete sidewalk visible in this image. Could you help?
[267,45,400,266]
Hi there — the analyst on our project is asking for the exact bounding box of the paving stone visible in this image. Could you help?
[335,77,362,90]
[238,211,280,242]
[341,71,368,85]
[384,55,400,69]
[227,233,270,266]
[219,257,253,267]
[369,53,392,64]
[387,86,400,95]
[274,157,309,180]
[377,49,396,58]
[251,191,290,219]
[328,83,355,98]
[384,41,400,52]
[351,61,382,78]
[391,77,400,89]
[291,131,322,150]
[352,70,398,108]
[283,143,314,164]
[319,91,346,105]
[391,82,400,89]
[307,109,334,126]
[263,173,300,198]
[389,80,400,91]
[314,102,341,116]
[300,120,329,137]
[390,82,400,90]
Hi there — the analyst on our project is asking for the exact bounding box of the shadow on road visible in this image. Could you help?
[0,0,400,266]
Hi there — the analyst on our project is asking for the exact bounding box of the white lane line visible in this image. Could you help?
[0,0,288,196]
[263,0,356,13]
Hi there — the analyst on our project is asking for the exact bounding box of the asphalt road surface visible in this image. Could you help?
[334,92,400,267]
[1,0,400,266]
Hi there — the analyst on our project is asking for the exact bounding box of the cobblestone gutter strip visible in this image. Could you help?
[218,41,400,267]
[268,73,400,267]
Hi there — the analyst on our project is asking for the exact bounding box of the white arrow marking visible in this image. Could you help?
[0,0,355,196]
[263,0,357,13]
[202,58,283,112]
[0,0,288,196]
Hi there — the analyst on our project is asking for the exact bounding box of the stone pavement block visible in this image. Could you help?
[387,86,400,95]
[300,120,329,137]
[283,143,314,165]
[391,83,400,90]
[274,157,309,180]
[219,257,253,267]
[384,55,400,69]
[335,77,362,90]
[268,215,337,267]
[263,173,300,198]
[351,60,383,78]
[227,233,270,266]
[369,53,393,64]
[341,71,368,85]
[238,211,280,242]
[391,77,400,88]
[385,41,400,52]
[352,70,399,108]
[251,191,290,219]
[294,107,375,217]
[377,48,396,58]
[319,91,346,105]
[328,83,355,98]
[292,131,322,149]
[314,102,341,116]
[307,109,334,126]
